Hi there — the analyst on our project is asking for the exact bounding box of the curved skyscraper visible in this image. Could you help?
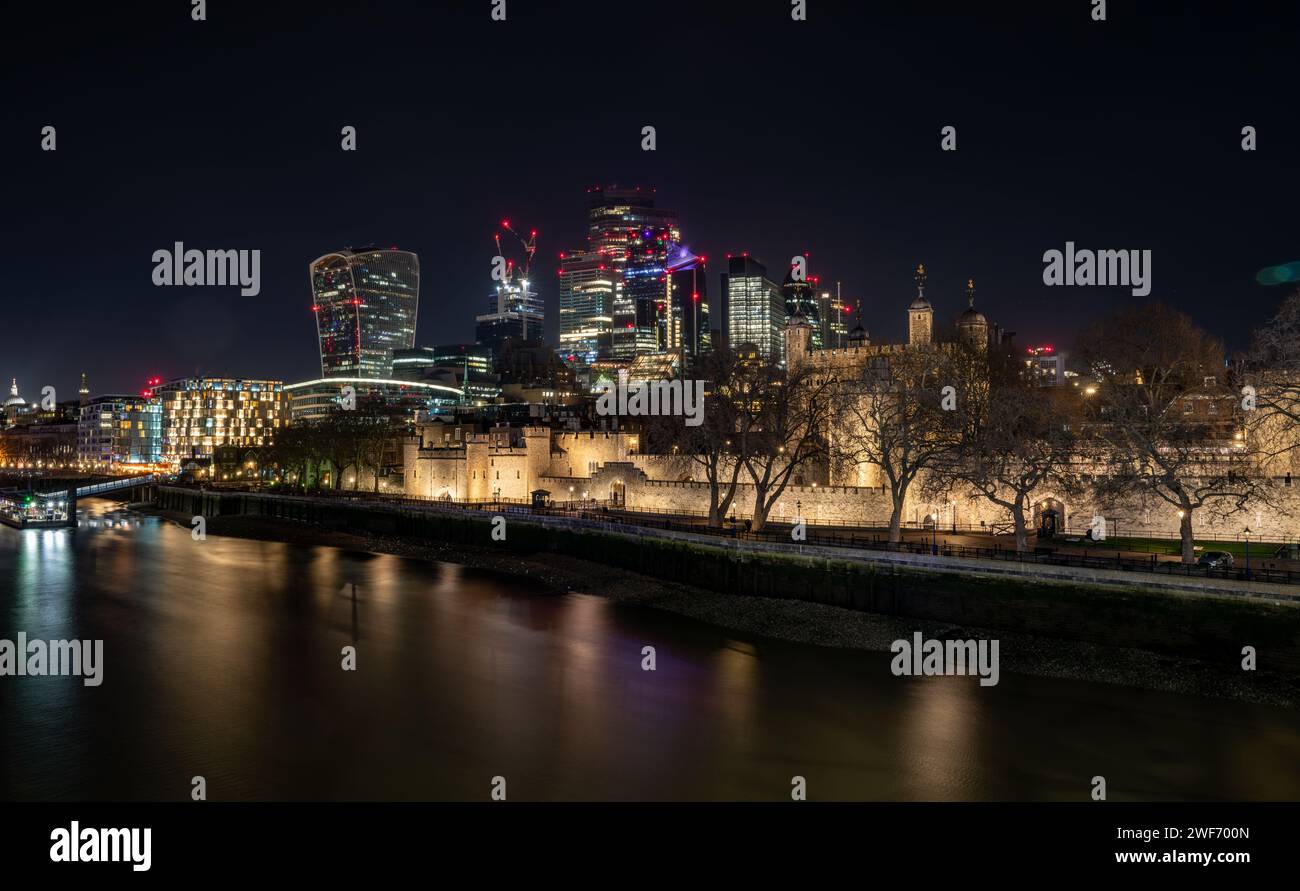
[310,247,420,378]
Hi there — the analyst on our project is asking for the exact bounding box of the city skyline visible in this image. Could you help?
[4,0,1298,400]
[4,1,1300,854]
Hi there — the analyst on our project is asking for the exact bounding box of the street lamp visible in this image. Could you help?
[930,513,939,555]
[1244,527,1252,580]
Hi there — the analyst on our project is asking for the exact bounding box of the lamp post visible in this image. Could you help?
[1244,527,1252,580]
[931,513,938,556]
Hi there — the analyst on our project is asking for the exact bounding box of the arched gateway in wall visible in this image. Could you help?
[1032,497,1067,537]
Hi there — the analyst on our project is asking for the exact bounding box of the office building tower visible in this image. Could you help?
[782,258,822,350]
[310,247,420,379]
[557,249,617,369]
[393,345,501,404]
[723,255,787,365]
[475,278,542,352]
[562,186,681,366]
[821,284,849,350]
[666,242,709,358]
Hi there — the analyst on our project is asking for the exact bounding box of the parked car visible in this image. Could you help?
[1197,550,1234,569]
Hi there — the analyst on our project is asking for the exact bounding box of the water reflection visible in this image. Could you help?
[1,499,1298,802]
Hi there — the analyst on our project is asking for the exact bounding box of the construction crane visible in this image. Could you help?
[494,219,539,340]
[496,219,537,277]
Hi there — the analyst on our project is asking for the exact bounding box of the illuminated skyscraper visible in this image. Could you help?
[562,187,681,366]
[782,257,822,350]
[310,247,420,379]
[558,249,617,369]
[723,255,786,365]
[619,226,675,358]
[666,242,709,358]
[476,279,543,356]
[820,284,849,350]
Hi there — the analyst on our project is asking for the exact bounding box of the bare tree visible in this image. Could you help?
[1243,287,1300,465]
[740,359,835,532]
[834,345,958,543]
[643,348,746,527]
[926,343,1078,553]
[1078,304,1273,563]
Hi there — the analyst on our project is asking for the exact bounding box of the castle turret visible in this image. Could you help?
[784,311,812,371]
[956,278,989,349]
[908,264,933,346]
[846,299,869,347]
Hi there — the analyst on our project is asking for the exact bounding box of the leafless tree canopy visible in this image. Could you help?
[1077,304,1272,561]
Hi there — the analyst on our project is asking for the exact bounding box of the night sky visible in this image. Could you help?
[3,0,1297,400]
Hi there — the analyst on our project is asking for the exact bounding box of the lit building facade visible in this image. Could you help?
[77,395,163,465]
[820,287,849,350]
[156,378,285,460]
[1026,345,1067,385]
[560,187,682,368]
[284,377,462,423]
[723,255,786,365]
[783,259,823,350]
[310,247,420,379]
[476,279,542,357]
[393,345,501,405]
[667,243,709,359]
[558,250,617,369]
[619,227,673,359]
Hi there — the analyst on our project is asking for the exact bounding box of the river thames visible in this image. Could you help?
[2,501,1297,801]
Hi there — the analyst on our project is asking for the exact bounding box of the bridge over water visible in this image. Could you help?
[0,474,161,528]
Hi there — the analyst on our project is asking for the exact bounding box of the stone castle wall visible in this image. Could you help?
[403,423,1300,541]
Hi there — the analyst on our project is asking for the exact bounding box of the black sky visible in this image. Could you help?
[3,0,1297,400]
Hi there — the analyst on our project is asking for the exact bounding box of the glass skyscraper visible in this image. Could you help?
[560,187,680,368]
[475,279,543,356]
[723,255,786,365]
[310,247,420,379]
[782,259,823,350]
[667,242,709,359]
[557,249,617,369]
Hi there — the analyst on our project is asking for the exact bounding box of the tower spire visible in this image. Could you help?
[915,263,927,298]
[966,278,976,308]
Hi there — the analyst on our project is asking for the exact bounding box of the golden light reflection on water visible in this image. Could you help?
[897,676,981,800]
[713,641,761,742]
[4,500,1300,801]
